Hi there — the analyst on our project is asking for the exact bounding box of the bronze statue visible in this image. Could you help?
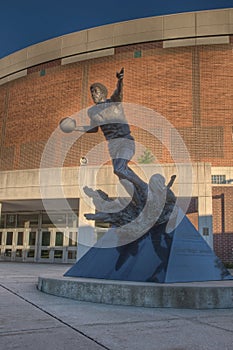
[75,68,147,190]
[60,68,177,230]
[84,174,177,230]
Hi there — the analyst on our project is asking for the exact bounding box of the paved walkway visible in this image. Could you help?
[0,262,233,350]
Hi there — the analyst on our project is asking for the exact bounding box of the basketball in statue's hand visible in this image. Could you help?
[59,117,76,133]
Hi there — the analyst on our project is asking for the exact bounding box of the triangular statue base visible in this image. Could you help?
[64,210,232,283]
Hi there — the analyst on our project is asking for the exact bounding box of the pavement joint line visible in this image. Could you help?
[0,326,64,337]
[184,317,233,334]
[0,283,111,350]
[165,313,233,334]
[79,318,180,327]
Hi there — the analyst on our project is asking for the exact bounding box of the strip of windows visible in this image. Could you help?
[211,175,226,184]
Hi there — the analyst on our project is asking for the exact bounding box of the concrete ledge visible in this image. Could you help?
[61,48,115,65]
[38,275,233,309]
[163,35,230,48]
[0,69,27,85]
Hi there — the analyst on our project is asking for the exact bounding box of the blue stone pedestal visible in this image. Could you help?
[64,210,232,283]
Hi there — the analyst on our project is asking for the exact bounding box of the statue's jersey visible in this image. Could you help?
[87,101,134,141]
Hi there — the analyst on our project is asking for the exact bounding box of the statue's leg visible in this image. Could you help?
[112,158,147,189]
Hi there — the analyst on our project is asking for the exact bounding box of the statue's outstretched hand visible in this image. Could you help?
[83,186,96,198]
[116,67,124,80]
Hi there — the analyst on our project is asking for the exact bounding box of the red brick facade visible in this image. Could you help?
[1,40,233,170]
[212,186,233,263]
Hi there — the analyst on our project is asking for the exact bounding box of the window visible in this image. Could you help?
[16,249,22,257]
[0,215,5,228]
[6,232,13,245]
[69,232,77,246]
[42,213,52,226]
[18,214,38,227]
[6,214,16,228]
[55,232,63,246]
[54,250,63,259]
[211,175,226,184]
[67,213,77,227]
[17,232,24,245]
[42,231,50,246]
[27,250,35,258]
[29,232,36,246]
[203,227,209,236]
[68,250,76,260]
[40,250,50,259]
[5,249,12,257]
[42,213,66,227]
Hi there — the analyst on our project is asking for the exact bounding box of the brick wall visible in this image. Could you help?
[212,186,233,263]
[213,233,233,264]
[0,41,233,171]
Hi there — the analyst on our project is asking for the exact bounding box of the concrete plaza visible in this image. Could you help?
[0,262,233,350]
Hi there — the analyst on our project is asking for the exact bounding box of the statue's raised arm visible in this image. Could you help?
[110,67,124,102]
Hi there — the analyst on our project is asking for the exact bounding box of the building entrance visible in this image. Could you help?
[0,200,79,263]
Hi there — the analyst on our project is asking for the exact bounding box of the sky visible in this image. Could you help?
[0,0,233,58]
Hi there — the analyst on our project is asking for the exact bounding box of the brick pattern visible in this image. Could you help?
[1,41,233,171]
[0,146,14,170]
[0,85,7,122]
[175,126,224,160]
[200,44,233,167]
[1,42,233,251]
[212,186,233,263]
[212,187,233,234]
[213,233,233,264]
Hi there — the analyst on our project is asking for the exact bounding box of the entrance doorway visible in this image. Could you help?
[0,199,79,263]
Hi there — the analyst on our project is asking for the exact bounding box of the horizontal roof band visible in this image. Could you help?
[0,8,233,82]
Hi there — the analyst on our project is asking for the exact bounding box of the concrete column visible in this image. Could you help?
[198,196,213,248]
[76,165,101,260]
[77,194,97,261]
[197,163,213,248]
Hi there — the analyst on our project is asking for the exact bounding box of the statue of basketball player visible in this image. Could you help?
[75,68,147,190]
